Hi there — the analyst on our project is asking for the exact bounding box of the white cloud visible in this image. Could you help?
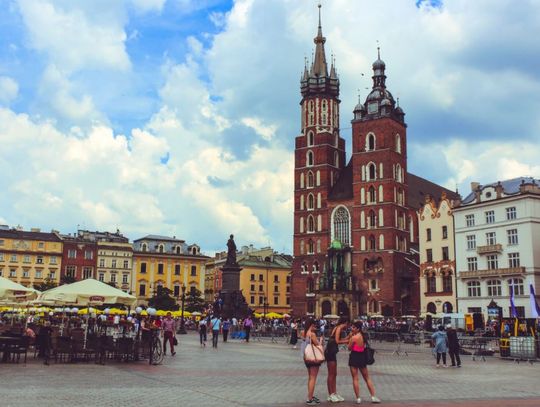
[3,0,540,254]
[17,0,130,72]
[130,0,166,13]
[38,65,102,123]
[241,117,277,141]
[434,139,540,191]
[0,76,18,105]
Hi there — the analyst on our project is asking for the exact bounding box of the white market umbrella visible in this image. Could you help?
[39,278,136,306]
[0,276,38,301]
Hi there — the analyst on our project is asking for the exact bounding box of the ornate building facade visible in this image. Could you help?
[418,193,457,316]
[291,9,458,318]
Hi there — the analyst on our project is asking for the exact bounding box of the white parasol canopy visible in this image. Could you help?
[39,278,136,306]
[0,276,38,301]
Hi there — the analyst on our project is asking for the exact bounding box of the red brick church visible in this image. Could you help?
[290,9,458,318]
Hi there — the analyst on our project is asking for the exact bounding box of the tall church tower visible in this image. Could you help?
[351,49,413,316]
[291,6,346,316]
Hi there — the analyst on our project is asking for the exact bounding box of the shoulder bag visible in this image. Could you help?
[303,339,325,364]
[365,342,375,365]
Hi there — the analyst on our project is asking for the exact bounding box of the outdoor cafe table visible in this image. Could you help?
[0,336,22,362]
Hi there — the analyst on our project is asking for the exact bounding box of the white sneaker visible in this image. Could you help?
[356,398,362,404]
[371,396,381,404]
[328,394,340,403]
[335,394,345,402]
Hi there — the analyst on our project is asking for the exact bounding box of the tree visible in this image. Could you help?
[148,286,179,311]
[60,275,77,285]
[185,288,207,313]
[34,278,57,292]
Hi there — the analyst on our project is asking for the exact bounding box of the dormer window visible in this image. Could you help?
[141,243,148,252]
[368,102,378,114]
[158,244,164,253]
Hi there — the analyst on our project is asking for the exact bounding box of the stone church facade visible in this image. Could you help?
[290,10,458,318]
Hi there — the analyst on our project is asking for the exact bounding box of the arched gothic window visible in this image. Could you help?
[307,194,314,210]
[368,210,376,228]
[306,150,314,167]
[307,171,314,188]
[307,131,314,146]
[308,240,314,254]
[367,163,376,180]
[396,134,401,153]
[368,186,376,203]
[334,151,339,167]
[369,235,376,250]
[333,206,350,246]
[366,133,376,151]
[307,216,315,233]
[395,164,402,182]
[334,132,339,147]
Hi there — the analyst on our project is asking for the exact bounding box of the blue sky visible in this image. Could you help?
[1,0,540,254]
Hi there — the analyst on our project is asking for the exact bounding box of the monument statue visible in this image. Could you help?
[226,234,237,266]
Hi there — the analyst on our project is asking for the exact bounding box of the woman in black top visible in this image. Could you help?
[325,316,350,403]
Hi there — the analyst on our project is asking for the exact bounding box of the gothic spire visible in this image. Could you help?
[312,4,328,77]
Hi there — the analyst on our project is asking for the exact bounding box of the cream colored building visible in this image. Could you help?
[78,230,133,293]
[418,193,457,315]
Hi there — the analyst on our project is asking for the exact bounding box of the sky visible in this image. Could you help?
[1,0,540,255]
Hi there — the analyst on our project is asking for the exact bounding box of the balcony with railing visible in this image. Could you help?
[476,244,503,255]
[459,266,525,279]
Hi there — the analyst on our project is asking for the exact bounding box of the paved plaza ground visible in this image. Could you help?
[1,333,539,407]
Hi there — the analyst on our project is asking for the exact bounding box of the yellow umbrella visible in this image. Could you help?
[253,312,263,318]
[265,312,283,319]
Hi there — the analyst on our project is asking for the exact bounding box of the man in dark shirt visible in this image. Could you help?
[446,324,461,367]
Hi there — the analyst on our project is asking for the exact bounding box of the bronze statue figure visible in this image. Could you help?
[226,234,237,266]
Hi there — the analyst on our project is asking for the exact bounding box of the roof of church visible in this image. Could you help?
[328,163,460,209]
[328,160,353,201]
[407,173,460,210]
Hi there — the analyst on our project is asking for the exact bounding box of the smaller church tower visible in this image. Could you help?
[291,5,346,316]
[350,49,413,316]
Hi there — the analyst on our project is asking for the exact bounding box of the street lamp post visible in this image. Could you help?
[178,285,187,334]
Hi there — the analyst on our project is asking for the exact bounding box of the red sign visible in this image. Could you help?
[89,296,105,302]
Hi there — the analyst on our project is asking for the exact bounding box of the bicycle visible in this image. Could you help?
[148,329,164,365]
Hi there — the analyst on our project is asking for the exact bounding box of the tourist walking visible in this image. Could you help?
[211,315,221,348]
[244,315,253,342]
[348,321,380,404]
[290,319,299,349]
[302,318,323,405]
[326,316,350,403]
[432,325,448,367]
[446,324,461,367]
[222,318,231,342]
[162,312,177,356]
[199,317,207,347]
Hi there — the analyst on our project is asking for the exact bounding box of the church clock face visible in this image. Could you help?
[368,102,378,114]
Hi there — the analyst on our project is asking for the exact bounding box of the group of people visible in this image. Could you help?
[301,317,381,405]
[431,324,462,368]
[197,315,254,348]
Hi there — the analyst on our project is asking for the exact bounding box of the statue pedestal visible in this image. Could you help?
[219,264,250,319]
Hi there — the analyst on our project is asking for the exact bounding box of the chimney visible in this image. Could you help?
[470,182,480,192]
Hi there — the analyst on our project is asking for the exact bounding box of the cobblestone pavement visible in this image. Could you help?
[1,333,539,407]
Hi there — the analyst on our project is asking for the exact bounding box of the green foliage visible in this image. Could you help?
[148,286,179,311]
[185,288,207,313]
[33,278,57,292]
[60,275,77,285]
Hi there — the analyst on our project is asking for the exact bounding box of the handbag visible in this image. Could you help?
[365,343,375,365]
[173,337,178,346]
[304,342,325,364]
